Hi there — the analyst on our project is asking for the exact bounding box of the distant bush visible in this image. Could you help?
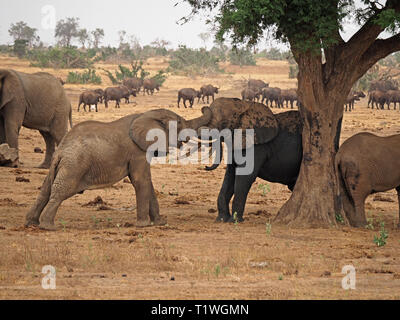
[28,46,93,69]
[257,48,287,60]
[150,69,168,87]
[289,64,298,79]
[168,45,223,76]
[13,40,29,58]
[0,45,12,54]
[229,48,256,66]
[66,69,102,84]
[102,60,150,84]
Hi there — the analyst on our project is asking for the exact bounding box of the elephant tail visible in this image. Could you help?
[68,105,73,129]
[334,154,354,221]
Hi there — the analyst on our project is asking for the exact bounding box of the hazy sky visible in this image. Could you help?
[0,0,389,50]
[0,0,216,48]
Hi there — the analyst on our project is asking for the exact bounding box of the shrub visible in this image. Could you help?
[28,46,93,69]
[289,64,299,79]
[102,60,150,84]
[13,40,28,58]
[150,70,168,87]
[229,48,256,66]
[168,45,223,76]
[66,69,102,84]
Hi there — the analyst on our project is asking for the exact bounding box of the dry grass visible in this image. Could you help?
[0,54,400,299]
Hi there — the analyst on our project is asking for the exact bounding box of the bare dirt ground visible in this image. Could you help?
[0,55,400,299]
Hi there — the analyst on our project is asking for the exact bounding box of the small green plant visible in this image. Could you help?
[59,219,67,232]
[366,216,374,230]
[265,220,272,236]
[335,213,344,224]
[91,215,100,227]
[373,222,388,247]
[214,264,221,277]
[258,183,271,196]
[233,212,239,227]
[278,275,283,280]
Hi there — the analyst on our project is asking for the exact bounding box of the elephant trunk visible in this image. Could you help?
[185,106,212,130]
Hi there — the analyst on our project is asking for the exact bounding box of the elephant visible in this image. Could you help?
[177,88,201,108]
[335,132,400,228]
[386,90,400,110]
[0,69,73,168]
[25,107,212,230]
[199,84,219,103]
[197,97,303,223]
[345,91,365,112]
[77,90,102,112]
[368,90,387,109]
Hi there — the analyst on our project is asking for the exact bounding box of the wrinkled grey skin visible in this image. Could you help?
[178,88,201,108]
[336,132,400,228]
[143,79,160,95]
[25,107,212,230]
[199,84,219,103]
[0,69,72,168]
[78,90,102,112]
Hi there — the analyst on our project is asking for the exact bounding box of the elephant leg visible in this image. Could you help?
[38,169,79,230]
[396,186,400,228]
[25,174,53,226]
[229,173,258,223]
[38,131,55,169]
[128,160,153,227]
[95,103,98,112]
[0,116,5,144]
[216,164,235,222]
[3,114,21,167]
[149,183,166,226]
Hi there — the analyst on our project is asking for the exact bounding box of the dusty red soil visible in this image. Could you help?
[0,56,399,299]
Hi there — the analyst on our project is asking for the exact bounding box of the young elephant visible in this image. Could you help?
[203,102,303,222]
[25,107,212,230]
[336,132,400,228]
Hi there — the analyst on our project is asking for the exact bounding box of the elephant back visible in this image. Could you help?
[275,111,302,135]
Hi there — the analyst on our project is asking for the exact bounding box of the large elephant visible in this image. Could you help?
[335,132,400,228]
[25,107,212,230]
[0,69,72,168]
[198,97,303,222]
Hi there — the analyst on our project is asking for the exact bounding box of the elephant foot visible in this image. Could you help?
[215,215,231,223]
[25,218,39,227]
[152,216,167,226]
[38,222,57,231]
[227,215,244,223]
[38,161,51,169]
[136,218,152,228]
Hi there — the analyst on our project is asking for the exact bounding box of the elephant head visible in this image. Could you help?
[197,97,280,169]
[202,97,279,145]
[129,107,212,155]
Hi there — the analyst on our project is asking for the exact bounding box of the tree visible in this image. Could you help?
[183,0,400,227]
[77,28,89,48]
[91,28,104,49]
[8,21,40,47]
[55,17,80,47]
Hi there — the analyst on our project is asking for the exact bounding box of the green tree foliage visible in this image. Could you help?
[66,69,102,84]
[55,17,80,47]
[13,39,28,58]
[28,46,94,69]
[8,21,40,47]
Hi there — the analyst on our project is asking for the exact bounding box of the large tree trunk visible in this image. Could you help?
[274,53,350,227]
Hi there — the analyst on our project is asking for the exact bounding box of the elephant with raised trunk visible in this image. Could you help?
[198,98,303,223]
[336,132,400,228]
[25,107,212,230]
[0,69,72,168]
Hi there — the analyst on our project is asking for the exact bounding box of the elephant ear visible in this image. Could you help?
[232,101,279,148]
[0,69,22,109]
[129,109,177,153]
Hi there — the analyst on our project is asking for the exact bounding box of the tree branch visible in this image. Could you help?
[351,33,400,84]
